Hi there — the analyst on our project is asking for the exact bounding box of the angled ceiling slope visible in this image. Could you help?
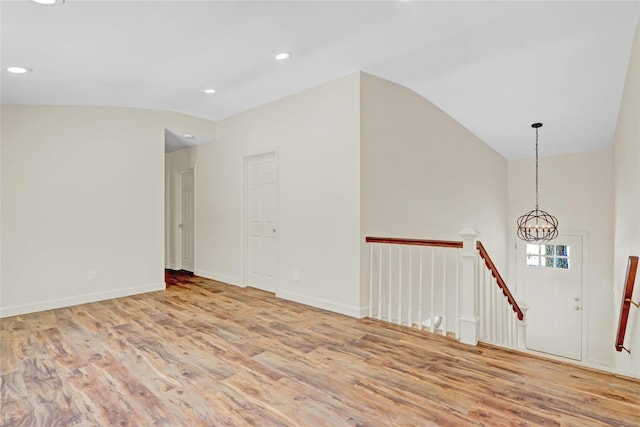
[1,1,638,159]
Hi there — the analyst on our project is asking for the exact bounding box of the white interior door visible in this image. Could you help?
[178,168,195,272]
[517,235,583,360]
[246,153,277,292]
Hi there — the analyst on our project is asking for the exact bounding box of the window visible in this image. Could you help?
[526,244,570,269]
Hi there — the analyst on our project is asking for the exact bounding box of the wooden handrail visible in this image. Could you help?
[615,255,638,353]
[476,241,524,321]
[365,237,463,249]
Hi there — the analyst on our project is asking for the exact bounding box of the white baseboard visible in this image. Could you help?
[359,305,370,319]
[514,347,639,379]
[585,357,613,370]
[276,289,361,318]
[194,269,243,287]
[0,282,166,318]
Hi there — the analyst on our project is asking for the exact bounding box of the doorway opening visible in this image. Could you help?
[517,234,584,360]
[164,150,196,273]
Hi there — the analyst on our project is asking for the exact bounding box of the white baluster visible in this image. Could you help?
[408,249,413,328]
[377,244,382,320]
[418,247,424,330]
[503,301,508,346]
[489,270,495,342]
[369,244,373,318]
[388,245,392,322]
[492,274,498,342]
[430,247,435,333]
[398,246,402,326]
[498,289,504,345]
[455,248,460,339]
[504,299,509,346]
[499,281,503,344]
[510,306,515,347]
[442,247,447,336]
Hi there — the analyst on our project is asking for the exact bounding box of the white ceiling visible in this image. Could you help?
[1,1,638,158]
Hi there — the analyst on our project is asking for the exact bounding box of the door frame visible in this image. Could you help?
[242,148,279,289]
[174,165,196,272]
[515,231,588,361]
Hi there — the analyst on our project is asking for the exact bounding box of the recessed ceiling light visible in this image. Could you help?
[32,0,64,4]
[275,52,291,61]
[3,66,33,74]
[183,134,195,139]
[204,89,216,94]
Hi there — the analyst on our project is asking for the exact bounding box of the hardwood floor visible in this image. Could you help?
[2,271,639,426]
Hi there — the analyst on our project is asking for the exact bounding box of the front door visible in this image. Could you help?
[517,235,583,360]
[245,152,278,292]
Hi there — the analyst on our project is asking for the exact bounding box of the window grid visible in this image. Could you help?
[526,244,570,270]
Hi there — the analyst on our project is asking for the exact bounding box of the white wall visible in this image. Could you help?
[1,105,216,317]
[195,73,362,316]
[360,72,509,307]
[0,110,2,308]
[508,150,614,368]
[165,147,197,269]
[612,19,640,377]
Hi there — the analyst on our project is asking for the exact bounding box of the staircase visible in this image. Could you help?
[365,228,526,349]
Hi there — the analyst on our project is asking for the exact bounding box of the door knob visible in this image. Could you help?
[575,306,581,311]
[272,229,276,232]
[574,297,580,302]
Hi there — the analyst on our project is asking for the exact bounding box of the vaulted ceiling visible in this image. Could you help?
[2,1,638,158]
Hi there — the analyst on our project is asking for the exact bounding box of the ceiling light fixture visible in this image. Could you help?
[204,89,216,94]
[275,52,291,61]
[3,66,33,74]
[183,134,195,139]
[517,123,558,243]
[32,0,64,5]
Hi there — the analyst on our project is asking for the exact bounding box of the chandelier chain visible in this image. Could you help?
[535,126,539,210]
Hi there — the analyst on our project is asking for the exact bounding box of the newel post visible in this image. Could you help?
[458,227,480,345]
[517,301,529,349]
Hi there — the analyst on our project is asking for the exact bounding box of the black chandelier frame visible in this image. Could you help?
[516,123,559,244]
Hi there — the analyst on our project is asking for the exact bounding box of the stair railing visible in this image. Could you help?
[476,240,526,349]
[365,230,527,349]
[615,255,639,353]
[365,237,462,338]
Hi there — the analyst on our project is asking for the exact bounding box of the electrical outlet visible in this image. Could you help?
[293,269,300,281]
[88,269,96,281]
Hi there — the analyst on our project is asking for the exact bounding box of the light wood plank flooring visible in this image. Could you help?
[1,271,639,426]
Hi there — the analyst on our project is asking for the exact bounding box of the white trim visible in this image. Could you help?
[0,282,165,318]
[277,289,361,318]
[558,231,589,364]
[243,147,280,159]
[241,155,247,286]
[193,163,198,273]
[164,167,171,269]
[176,167,196,272]
[577,232,590,366]
[195,269,243,287]
[518,347,634,378]
[358,305,370,319]
[173,170,182,270]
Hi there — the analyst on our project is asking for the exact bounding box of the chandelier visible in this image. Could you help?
[516,123,558,243]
